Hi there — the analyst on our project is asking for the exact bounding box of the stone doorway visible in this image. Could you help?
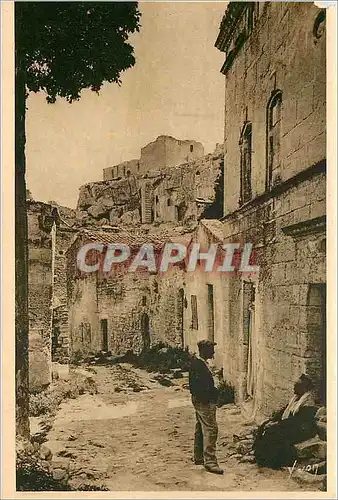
[141,313,151,351]
[178,288,184,348]
[100,319,108,352]
[305,283,326,405]
[241,281,256,402]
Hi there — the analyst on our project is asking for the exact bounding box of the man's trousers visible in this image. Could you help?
[192,397,219,467]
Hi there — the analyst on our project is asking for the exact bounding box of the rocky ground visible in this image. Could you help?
[30,364,325,492]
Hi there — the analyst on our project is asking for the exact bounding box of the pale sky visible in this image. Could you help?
[26,2,227,208]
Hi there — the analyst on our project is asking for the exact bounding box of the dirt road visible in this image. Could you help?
[39,364,322,492]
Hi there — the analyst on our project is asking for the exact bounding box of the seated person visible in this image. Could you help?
[253,374,317,469]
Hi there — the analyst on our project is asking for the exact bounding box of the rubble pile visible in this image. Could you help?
[76,177,140,226]
[229,427,257,464]
[16,438,70,491]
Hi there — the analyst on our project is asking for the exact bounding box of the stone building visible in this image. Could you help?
[103,135,204,181]
[184,2,326,420]
[27,200,77,390]
[103,159,140,181]
[139,135,204,175]
[78,142,223,227]
[66,227,189,360]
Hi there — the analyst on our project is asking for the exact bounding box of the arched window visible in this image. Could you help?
[190,144,194,152]
[239,122,252,204]
[266,90,282,190]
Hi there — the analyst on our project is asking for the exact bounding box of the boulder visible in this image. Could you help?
[87,201,109,219]
[52,468,68,481]
[76,210,90,221]
[236,439,254,456]
[39,444,53,461]
[315,406,327,440]
[77,186,95,210]
[91,183,107,199]
[295,436,327,460]
[97,196,117,210]
[121,209,141,225]
[239,455,256,464]
[109,207,123,224]
[317,421,327,441]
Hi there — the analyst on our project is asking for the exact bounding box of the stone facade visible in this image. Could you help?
[103,135,204,181]
[66,228,188,360]
[27,201,55,391]
[27,200,77,389]
[51,227,77,363]
[103,159,140,181]
[183,2,326,419]
[139,135,204,175]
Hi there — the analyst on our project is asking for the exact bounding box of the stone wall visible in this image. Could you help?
[102,136,204,182]
[139,135,204,175]
[66,231,187,359]
[183,220,227,370]
[103,159,140,181]
[217,2,326,216]
[191,0,328,419]
[27,201,54,391]
[183,168,326,419]
[51,228,77,363]
[27,200,78,387]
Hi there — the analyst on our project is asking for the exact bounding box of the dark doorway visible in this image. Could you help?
[141,313,150,350]
[242,281,256,400]
[207,284,215,343]
[178,289,185,348]
[306,283,326,405]
[100,319,108,352]
[52,325,60,357]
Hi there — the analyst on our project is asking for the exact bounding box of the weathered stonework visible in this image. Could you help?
[103,135,204,181]
[27,201,55,391]
[66,228,188,360]
[183,1,326,420]
[153,145,224,224]
[77,142,223,228]
[27,200,77,388]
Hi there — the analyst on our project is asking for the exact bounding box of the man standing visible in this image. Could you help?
[189,340,223,474]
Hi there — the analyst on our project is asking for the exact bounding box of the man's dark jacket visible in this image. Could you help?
[189,356,219,404]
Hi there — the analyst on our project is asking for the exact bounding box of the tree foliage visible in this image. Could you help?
[15,1,141,102]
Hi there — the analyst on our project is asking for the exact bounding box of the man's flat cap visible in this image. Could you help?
[197,340,217,349]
